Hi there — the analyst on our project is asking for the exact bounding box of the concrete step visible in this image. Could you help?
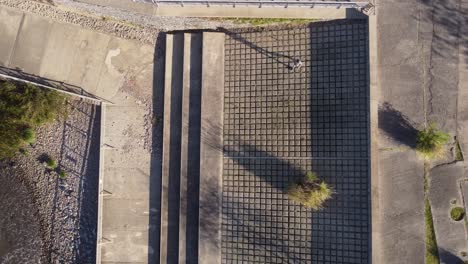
[160,32,184,264]
[199,32,225,264]
[179,32,203,264]
[160,31,224,264]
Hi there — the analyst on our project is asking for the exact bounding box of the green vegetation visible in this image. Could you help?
[416,124,450,160]
[0,81,66,159]
[58,170,67,179]
[425,199,440,264]
[215,17,315,26]
[450,207,465,221]
[287,171,333,210]
[455,138,464,161]
[45,156,58,170]
[19,148,29,156]
[21,127,36,144]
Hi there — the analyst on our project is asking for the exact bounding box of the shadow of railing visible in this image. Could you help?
[46,100,100,263]
[148,32,166,264]
[218,28,299,69]
[0,66,111,103]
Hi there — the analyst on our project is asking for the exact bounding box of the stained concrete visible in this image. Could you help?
[429,163,467,264]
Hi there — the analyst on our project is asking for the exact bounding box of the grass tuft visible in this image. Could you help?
[450,207,465,221]
[455,138,464,161]
[21,127,36,144]
[45,156,58,170]
[58,170,67,179]
[0,81,66,159]
[416,124,450,160]
[425,199,440,264]
[287,171,332,210]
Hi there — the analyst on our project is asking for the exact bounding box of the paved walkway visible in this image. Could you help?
[0,5,157,264]
[375,0,468,263]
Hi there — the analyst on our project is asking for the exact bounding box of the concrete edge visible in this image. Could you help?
[75,0,366,19]
[198,32,224,264]
[95,102,107,264]
[160,33,174,264]
[368,12,380,264]
[179,32,191,263]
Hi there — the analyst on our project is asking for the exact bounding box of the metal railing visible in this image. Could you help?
[148,0,369,9]
[0,66,113,104]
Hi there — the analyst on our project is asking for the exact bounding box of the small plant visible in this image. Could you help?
[45,156,58,170]
[416,124,450,160]
[287,171,333,210]
[19,148,29,156]
[21,127,36,144]
[450,207,465,221]
[58,170,67,179]
[0,81,66,159]
[461,251,467,257]
[455,138,464,161]
[425,199,439,264]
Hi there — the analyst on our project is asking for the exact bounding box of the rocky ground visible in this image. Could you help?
[1,0,242,45]
[0,99,101,264]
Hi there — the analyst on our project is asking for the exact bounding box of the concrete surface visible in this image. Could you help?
[0,6,23,67]
[199,32,224,264]
[160,33,184,264]
[0,5,156,264]
[429,163,467,264]
[458,0,468,162]
[76,0,367,19]
[375,0,468,263]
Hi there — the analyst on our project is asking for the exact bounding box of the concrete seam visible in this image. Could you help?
[96,102,107,264]
[7,11,25,67]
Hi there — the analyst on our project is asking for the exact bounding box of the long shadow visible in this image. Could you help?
[45,100,100,263]
[222,143,312,263]
[439,247,465,264]
[218,28,297,69]
[378,102,418,148]
[225,143,304,192]
[148,32,166,264]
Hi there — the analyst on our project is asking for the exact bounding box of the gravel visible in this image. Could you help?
[0,99,101,264]
[1,0,240,45]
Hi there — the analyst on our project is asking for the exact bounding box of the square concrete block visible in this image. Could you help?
[102,167,150,199]
[9,13,52,75]
[0,6,23,67]
[39,22,81,82]
[66,28,111,93]
[100,229,150,263]
[101,198,150,231]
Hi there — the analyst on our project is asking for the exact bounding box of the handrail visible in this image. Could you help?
[150,0,368,8]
